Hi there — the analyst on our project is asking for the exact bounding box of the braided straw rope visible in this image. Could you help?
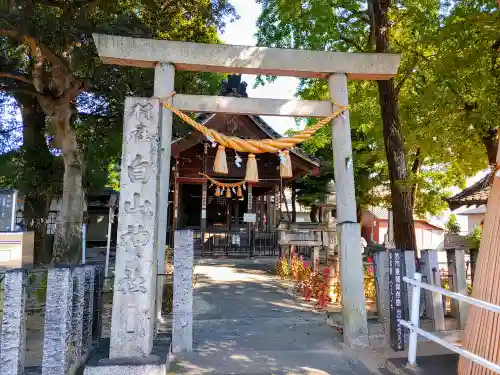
[199,173,246,188]
[160,92,348,154]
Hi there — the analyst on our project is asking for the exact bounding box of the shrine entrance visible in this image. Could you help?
[90,32,401,365]
[167,76,320,258]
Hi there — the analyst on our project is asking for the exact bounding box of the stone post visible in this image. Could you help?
[0,269,27,375]
[313,231,321,270]
[447,249,468,329]
[172,230,194,352]
[70,266,85,371]
[338,222,369,347]
[421,250,445,331]
[82,265,96,358]
[373,250,390,336]
[329,73,368,347]
[404,250,416,319]
[42,267,73,375]
[109,97,161,359]
[154,62,175,326]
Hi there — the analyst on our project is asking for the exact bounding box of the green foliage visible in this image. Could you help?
[445,214,462,234]
[364,267,376,301]
[276,257,290,279]
[0,2,236,198]
[255,0,498,218]
[467,225,483,250]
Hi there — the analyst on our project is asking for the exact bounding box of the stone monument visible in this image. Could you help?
[109,97,161,359]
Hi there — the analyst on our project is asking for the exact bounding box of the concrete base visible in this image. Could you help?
[83,337,171,375]
[326,311,386,346]
[382,354,458,375]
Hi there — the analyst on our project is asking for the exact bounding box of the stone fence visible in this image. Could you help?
[0,265,105,375]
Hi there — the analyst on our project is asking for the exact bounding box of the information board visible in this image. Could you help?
[243,213,256,223]
[389,250,405,351]
[0,190,16,232]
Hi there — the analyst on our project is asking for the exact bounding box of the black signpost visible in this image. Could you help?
[0,189,16,232]
[389,249,405,351]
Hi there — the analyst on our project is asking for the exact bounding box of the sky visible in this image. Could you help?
[218,0,300,135]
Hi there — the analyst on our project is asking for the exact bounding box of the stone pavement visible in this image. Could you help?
[167,259,378,375]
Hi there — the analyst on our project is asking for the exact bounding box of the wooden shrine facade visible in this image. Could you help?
[168,76,319,255]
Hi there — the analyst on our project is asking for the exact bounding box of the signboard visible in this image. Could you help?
[201,186,207,210]
[247,188,252,211]
[243,213,256,223]
[0,190,16,232]
[389,250,405,351]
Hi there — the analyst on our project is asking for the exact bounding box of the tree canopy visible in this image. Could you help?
[0,0,237,263]
[255,0,499,226]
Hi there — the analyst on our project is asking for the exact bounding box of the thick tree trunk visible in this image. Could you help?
[48,107,84,264]
[291,186,297,223]
[52,149,84,264]
[373,0,417,251]
[17,94,53,264]
[23,194,51,263]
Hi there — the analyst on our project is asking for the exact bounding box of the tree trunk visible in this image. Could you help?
[16,94,53,264]
[410,148,422,211]
[291,186,297,223]
[482,129,499,167]
[373,0,417,251]
[48,107,84,265]
[23,194,51,264]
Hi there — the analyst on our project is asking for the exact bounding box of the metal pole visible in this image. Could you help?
[81,223,87,264]
[105,205,114,278]
[408,272,422,367]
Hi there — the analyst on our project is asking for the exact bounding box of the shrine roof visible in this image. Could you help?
[171,75,320,169]
[445,173,490,211]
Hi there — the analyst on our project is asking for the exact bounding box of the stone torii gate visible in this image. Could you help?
[88,33,400,371]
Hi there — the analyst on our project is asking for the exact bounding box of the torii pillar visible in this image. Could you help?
[329,73,369,347]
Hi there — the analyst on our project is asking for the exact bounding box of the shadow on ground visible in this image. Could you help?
[168,259,377,375]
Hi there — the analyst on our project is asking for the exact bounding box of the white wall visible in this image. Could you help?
[467,214,484,234]
[380,227,443,250]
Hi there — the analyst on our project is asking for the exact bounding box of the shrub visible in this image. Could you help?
[276,257,290,279]
[364,268,376,301]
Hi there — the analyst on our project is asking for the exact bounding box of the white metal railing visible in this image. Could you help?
[401,273,500,373]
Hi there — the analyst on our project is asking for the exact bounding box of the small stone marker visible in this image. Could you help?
[109,97,160,359]
[42,267,73,375]
[172,230,194,353]
[0,269,27,375]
